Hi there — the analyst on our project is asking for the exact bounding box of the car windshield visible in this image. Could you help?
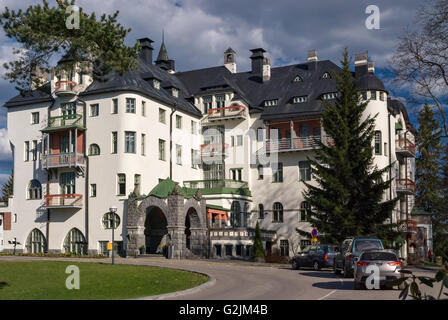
[354,240,383,253]
[360,252,397,261]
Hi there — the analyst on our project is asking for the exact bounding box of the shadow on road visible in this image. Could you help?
[313,280,354,290]
[299,271,338,279]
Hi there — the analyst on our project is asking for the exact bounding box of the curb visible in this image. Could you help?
[133,270,217,300]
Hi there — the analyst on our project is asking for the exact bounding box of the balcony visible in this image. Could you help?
[265,135,331,153]
[396,138,416,157]
[200,142,229,157]
[210,228,276,241]
[398,219,418,233]
[42,114,84,132]
[396,178,416,195]
[207,105,246,121]
[55,81,78,96]
[183,179,251,196]
[44,194,83,208]
[42,153,86,169]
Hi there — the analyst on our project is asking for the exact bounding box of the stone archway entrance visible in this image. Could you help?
[145,206,168,254]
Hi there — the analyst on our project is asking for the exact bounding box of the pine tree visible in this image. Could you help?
[300,48,398,245]
[252,221,265,260]
[0,173,13,203]
[434,141,448,259]
[0,0,140,93]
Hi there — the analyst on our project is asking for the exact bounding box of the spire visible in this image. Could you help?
[157,29,169,62]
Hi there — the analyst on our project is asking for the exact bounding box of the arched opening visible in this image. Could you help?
[144,206,168,254]
[185,207,202,255]
[63,228,87,255]
[28,179,42,200]
[185,212,191,250]
[26,228,46,253]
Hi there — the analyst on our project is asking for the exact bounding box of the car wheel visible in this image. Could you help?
[313,261,320,271]
[334,263,341,275]
[343,265,352,278]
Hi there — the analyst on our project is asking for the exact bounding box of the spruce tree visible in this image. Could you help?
[0,173,13,203]
[252,221,265,260]
[301,48,398,245]
[435,141,448,259]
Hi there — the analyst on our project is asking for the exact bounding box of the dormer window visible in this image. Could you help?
[322,92,339,100]
[264,99,278,107]
[172,87,179,98]
[293,96,308,103]
[293,75,303,83]
[361,91,367,100]
[153,79,160,90]
[321,72,331,79]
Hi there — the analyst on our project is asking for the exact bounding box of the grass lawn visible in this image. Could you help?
[0,261,208,300]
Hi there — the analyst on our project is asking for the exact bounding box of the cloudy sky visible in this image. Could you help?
[0,0,426,184]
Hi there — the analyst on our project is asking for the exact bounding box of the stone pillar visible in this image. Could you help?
[125,195,145,257]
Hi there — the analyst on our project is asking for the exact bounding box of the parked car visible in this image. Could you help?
[354,249,406,290]
[334,238,384,278]
[291,244,339,270]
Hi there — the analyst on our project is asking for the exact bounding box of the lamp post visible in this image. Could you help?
[106,205,119,265]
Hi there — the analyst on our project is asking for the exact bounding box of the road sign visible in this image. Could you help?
[311,238,318,242]
[311,228,319,239]
[107,242,113,251]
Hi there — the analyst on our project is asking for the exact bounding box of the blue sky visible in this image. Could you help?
[0,0,435,184]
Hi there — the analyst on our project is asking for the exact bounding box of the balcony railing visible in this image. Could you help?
[46,114,83,129]
[396,138,416,157]
[55,81,78,96]
[42,153,86,169]
[208,105,246,121]
[210,227,276,240]
[184,179,248,189]
[396,178,416,194]
[200,142,229,156]
[265,135,331,153]
[44,194,83,208]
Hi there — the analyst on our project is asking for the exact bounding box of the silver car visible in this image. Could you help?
[354,250,406,290]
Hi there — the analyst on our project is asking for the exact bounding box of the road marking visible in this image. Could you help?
[317,290,337,300]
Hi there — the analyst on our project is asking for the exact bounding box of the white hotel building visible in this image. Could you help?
[0,37,422,260]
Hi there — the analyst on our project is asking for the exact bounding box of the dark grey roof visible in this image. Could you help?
[356,73,387,93]
[4,83,53,108]
[387,98,416,134]
[156,41,169,62]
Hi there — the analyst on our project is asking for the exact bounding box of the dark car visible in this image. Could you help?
[334,238,384,278]
[291,244,339,271]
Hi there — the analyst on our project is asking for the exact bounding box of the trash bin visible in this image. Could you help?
[436,256,443,265]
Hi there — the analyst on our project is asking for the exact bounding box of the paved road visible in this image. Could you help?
[0,256,445,300]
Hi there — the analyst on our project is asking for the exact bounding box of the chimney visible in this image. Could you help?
[368,61,375,74]
[307,49,318,71]
[138,38,154,64]
[250,48,266,79]
[263,57,271,81]
[224,47,236,73]
[354,52,368,78]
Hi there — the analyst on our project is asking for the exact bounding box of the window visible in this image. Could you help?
[293,96,308,103]
[191,121,197,135]
[231,136,235,147]
[264,99,278,107]
[125,132,136,153]
[141,134,146,156]
[60,172,76,194]
[24,141,30,161]
[293,75,303,82]
[31,112,39,124]
[25,229,46,253]
[203,96,212,114]
[176,144,182,165]
[258,165,264,180]
[300,201,310,221]
[126,98,136,113]
[371,91,377,100]
[258,204,264,219]
[273,202,283,222]
[191,149,199,169]
[63,228,87,255]
[159,108,166,123]
[142,101,146,116]
[111,132,118,153]
[176,115,182,129]
[90,104,99,117]
[134,174,141,192]
[384,142,388,156]
[215,94,225,108]
[374,131,382,155]
[153,79,160,90]
[90,184,97,197]
[28,180,42,199]
[272,162,283,183]
[299,161,311,181]
[78,72,83,85]
[361,91,368,100]
[32,140,38,161]
[172,88,179,98]
[159,139,166,161]
[322,92,339,100]
[112,99,118,114]
[280,240,289,256]
[61,102,76,116]
[380,92,385,101]
[230,168,242,181]
[257,128,264,142]
[89,144,100,156]
[236,135,243,146]
[231,201,241,227]
[117,174,126,195]
[321,72,331,79]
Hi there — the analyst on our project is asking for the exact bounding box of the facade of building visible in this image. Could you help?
[1,36,419,260]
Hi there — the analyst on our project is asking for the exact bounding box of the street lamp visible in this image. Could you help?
[104,205,119,265]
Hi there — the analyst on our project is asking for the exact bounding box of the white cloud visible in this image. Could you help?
[0,173,9,186]
[0,128,12,161]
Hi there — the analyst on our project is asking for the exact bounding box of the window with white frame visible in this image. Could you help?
[141,134,146,156]
[134,174,141,191]
[90,184,97,197]
[24,141,30,162]
[159,139,166,161]
[112,99,118,114]
[299,161,311,181]
[124,131,136,153]
[32,140,38,161]
[28,180,42,199]
[322,92,339,100]
[172,87,179,98]
[89,144,100,156]
[272,163,283,182]
[293,75,303,82]
[141,101,146,116]
[215,94,225,108]
[380,92,385,101]
[126,98,136,113]
[111,132,117,153]
[273,202,283,222]
[264,99,278,107]
[176,144,182,165]
[191,121,197,135]
[258,165,264,180]
[31,112,39,124]
[90,104,99,117]
[117,174,126,195]
[176,115,182,129]
[153,79,160,90]
[374,131,382,155]
[293,96,308,103]
[236,135,243,146]
[203,96,212,114]
[321,72,331,79]
[371,91,377,100]
[159,108,166,123]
